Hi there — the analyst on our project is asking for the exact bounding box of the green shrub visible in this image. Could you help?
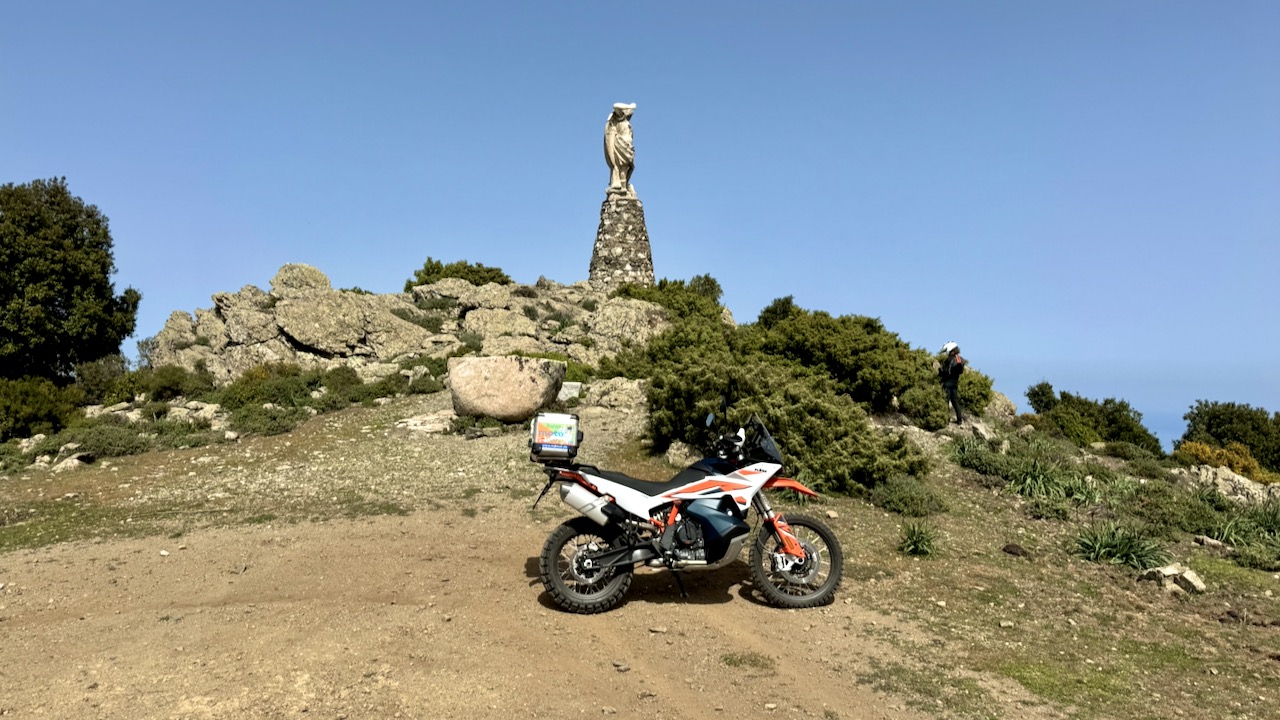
[1180,399,1280,473]
[53,419,153,457]
[458,333,483,354]
[545,309,572,331]
[144,364,215,401]
[512,286,538,298]
[613,277,723,322]
[870,475,948,517]
[1027,497,1070,520]
[398,355,448,378]
[1025,382,1057,414]
[0,377,82,440]
[1127,457,1173,482]
[365,373,409,400]
[899,384,948,431]
[1123,479,1223,539]
[1027,384,1163,456]
[522,305,539,321]
[958,370,993,416]
[408,374,444,395]
[403,257,512,290]
[757,308,930,413]
[229,405,310,436]
[1075,522,1169,570]
[1234,541,1280,572]
[149,419,219,450]
[451,415,510,433]
[214,363,320,410]
[898,522,938,557]
[414,296,458,313]
[756,295,802,330]
[1103,441,1156,462]
[581,298,598,312]
[74,354,129,404]
[390,307,444,334]
[952,436,1019,479]
[0,441,24,474]
[649,354,928,495]
[321,366,363,395]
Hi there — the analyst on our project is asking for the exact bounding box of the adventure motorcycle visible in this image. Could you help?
[529,411,843,614]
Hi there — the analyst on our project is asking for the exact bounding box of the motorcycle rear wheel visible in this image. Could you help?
[539,516,633,614]
[749,513,843,608]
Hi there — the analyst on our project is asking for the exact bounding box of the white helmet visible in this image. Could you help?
[941,341,959,354]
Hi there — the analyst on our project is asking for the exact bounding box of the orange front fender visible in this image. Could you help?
[763,476,819,498]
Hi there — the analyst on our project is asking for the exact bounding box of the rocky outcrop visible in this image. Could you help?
[448,356,566,422]
[986,391,1017,420]
[152,264,671,386]
[1174,465,1280,505]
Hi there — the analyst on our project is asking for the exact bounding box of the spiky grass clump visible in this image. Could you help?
[1074,522,1169,570]
[898,522,938,557]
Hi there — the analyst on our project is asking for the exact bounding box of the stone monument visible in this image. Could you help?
[589,102,654,290]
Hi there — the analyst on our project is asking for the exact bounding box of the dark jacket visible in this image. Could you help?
[939,354,965,386]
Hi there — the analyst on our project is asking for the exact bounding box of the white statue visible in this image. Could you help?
[604,103,636,197]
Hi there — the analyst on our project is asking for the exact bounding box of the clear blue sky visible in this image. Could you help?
[4,1,1277,448]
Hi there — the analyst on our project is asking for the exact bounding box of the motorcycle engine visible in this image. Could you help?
[671,518,706,562]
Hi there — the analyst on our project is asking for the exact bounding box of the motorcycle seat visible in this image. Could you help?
[578,459,733,497]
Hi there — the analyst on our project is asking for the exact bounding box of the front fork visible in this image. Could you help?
[752,492,808,568]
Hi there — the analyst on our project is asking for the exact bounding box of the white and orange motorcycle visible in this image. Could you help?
[530,412,843,614]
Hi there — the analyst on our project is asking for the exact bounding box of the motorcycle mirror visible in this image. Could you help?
[705,412,715,428]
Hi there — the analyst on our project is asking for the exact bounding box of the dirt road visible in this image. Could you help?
[2,501,943,720]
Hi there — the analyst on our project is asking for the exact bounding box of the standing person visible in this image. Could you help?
[939,342,965,424]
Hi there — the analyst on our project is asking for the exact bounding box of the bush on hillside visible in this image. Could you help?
[1024,383,1162,456]
[958,370,994,416]
[647,353,928,495]
[613,277,723,322]
[1172,440,1262,478]
[871,475,948,517]
[144,364,216,401]
[757,310,927,413]
[899,384,949,431]
[0,376,83,440]
[602,279,941,494]
[74,354,129,404]
[213,363,321,410]
[1180,400,1280,473]
[756,295,803,330]
[403,257,512,291]
[1026,382,1057,414]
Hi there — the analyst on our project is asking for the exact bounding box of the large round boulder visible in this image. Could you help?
[448,356,567,422]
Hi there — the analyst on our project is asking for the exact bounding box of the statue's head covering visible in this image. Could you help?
[612,102,636,111]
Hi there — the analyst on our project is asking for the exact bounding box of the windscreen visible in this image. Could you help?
[750,415,784,464]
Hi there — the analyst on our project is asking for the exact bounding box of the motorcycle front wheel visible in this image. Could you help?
[539,516,633,614]
[749,513,843,609]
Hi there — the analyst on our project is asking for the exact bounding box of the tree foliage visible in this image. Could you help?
[402,257,512,290]
[0,178,141,381]
[1180,400,1280,473]
[603,282,930,494]
[1026,382,1163,456]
